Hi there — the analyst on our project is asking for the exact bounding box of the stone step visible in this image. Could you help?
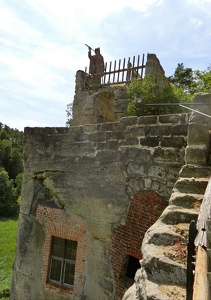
[169,190,204,213]
[179,164,211,179]
[145,281,186,300]
[174,177,208,194]
[141,244,186,286]
[144,219,189,246]
[129,168,210,300]
[169,191,203,210]
[123,268,186,300]
[160,205,199,225]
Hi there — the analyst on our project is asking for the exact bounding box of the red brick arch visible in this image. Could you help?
[109,190,168,300]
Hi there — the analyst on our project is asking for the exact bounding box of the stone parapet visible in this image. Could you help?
[23,113,189,201]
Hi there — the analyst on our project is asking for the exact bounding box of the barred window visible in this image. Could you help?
[49,236,77,286]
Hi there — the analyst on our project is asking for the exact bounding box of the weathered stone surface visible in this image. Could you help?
[187,123,208,145]
[190,93,211,125]
[174,178,208,194]
[138,115,158,125]
[84,240,114,300]
[185,146,208,165]
[160,136,186,148]
[140,137,159,147]
[179,164,211,178]
[11,214,45,300]
[122,284,136,300]
[72,77,129,126]
[159,114,184,124]
[171,124,188,136]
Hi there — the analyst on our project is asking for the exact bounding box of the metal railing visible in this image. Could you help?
[84,54,145,88]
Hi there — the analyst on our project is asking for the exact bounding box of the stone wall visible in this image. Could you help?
[72,72,129,126]
[11,113,190,300]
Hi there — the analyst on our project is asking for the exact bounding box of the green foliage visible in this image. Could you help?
[0,125,23,180]
[0,124,23,217]
[0,171,18,217]
[66,103,73,127]
[169,63,211,94]
[190,66,211,94]
[169,63,194,92]
[15,173,23,197]
[8,148,22,180]
[0,219,18,299]
[0,288,10,299]
[126,76,192,117]
[0,140,12,172]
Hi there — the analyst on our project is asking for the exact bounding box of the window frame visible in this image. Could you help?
[49,237,77,287]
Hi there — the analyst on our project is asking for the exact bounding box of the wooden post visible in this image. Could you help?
[193,246,208,300]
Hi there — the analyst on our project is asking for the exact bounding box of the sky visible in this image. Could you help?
[0,0,211,131]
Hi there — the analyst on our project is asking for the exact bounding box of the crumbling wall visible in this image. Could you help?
[72,71,129,126]
[72,54,167,127]
[145,53,166,78]
[11,113,189,300]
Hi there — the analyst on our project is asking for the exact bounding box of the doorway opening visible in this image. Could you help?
[125,255,140,279]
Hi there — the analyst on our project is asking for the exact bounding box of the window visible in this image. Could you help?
[125,255,140,279]
[49,236,77,286]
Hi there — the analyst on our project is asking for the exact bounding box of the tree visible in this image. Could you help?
[0,139,12,173]
[66,103,73,127]
[190,66,211,94]
[0,170,18,217]
[169,63,194,93]
[0,123,23,217]
[169,63,211,94]
[126,75,192,117]
[15,173,23,196]
[8,148,23,179]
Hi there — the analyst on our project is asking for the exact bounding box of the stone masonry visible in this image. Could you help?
[11,111,191,300]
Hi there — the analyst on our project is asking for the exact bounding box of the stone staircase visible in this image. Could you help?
[124,164,211,300]
[123,94,211,300]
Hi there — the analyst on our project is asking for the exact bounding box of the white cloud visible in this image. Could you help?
[186,0,211,15]
[25,0,164,24]
[190,18,203,27]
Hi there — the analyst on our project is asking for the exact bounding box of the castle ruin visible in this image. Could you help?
[11,53,211,300]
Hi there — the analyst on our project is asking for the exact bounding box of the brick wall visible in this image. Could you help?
[110,190,168,300]
[36,204,88,298]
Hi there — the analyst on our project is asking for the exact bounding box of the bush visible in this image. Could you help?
[126,76,192,117]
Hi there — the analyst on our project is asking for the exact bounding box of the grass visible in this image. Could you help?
[0,218,18,299]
